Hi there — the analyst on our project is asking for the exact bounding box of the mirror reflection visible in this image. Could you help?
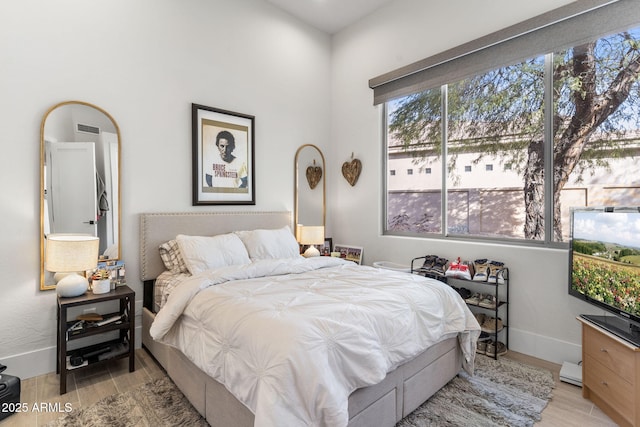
[294,144,325,239]
[40,101,121,290]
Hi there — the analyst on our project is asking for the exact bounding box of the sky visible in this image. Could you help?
[573,210,640,248]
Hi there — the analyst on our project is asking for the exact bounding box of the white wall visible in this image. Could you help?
[0,0,616,379]
[0,0,331,379]
[328,0,609,364]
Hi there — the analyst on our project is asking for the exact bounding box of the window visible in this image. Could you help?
[407,169,413,175]
[552,29,640,242]
[387,87,443,234]
[447,56,544,240]
[384,23,640,244]
[425,167,432,174]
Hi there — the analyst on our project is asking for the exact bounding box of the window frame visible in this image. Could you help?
[379,0,640,249]
[383,48,640,248]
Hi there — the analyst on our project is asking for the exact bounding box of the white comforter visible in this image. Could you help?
[151,257,480,427]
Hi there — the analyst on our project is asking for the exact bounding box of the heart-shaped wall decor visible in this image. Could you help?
[342,158,362,186]
[306,165,322,189]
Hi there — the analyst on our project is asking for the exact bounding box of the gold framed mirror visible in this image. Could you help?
[294,144,325,240]
[40,101,121,290]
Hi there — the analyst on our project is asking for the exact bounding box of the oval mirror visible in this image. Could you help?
[40,101,121,290]
[294,144,325,239]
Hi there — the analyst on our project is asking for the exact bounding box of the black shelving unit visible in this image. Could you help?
[411,256,509,359]
[56,285,135,394]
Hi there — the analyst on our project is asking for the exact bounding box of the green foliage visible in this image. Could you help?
[572,240,606,255]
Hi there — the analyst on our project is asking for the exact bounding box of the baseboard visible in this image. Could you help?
[2,325,142,380]
[508,327,582,365]
[1,346,58,380]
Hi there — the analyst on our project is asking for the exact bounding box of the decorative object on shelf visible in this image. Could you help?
[306,159,322,190]
[320,237,333,256]
[341,153,362,186]
[191,103,255,205]
[96,260,126,289]
[299,226,325,257]
[45,234,100,298]
[91,268,111,295]
[334,244,363,264]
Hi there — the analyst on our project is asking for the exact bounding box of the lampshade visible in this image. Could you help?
[299,226,324,257]
[45,234,99,297]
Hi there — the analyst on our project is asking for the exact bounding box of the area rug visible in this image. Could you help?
[45,377,208,427]
[47,355,554,427]
[398,355,555,427]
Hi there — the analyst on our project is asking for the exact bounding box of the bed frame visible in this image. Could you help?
[139,212,463,427]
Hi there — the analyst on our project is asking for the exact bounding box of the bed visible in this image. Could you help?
[139,211,480,427]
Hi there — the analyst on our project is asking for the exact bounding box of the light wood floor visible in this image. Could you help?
[505,351,617,427]
[0,349,618,426]
[0,349,165,427]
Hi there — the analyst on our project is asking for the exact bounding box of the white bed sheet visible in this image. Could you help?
[151,257,480,427]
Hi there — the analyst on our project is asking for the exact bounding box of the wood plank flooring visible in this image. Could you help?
[0,349,618,426]
[505,351,617,427]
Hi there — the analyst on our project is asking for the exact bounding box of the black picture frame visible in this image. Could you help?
[321,237,333,256]
[192,104,255,205]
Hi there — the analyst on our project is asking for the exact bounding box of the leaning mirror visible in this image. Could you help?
[294,144,325,239]
[40,101,121,290]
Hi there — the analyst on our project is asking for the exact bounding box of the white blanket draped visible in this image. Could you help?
[151,257,480,427]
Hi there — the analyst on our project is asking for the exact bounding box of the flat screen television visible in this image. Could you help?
[569,206,640,346]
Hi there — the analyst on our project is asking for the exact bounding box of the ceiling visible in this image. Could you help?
[264,0,395,34]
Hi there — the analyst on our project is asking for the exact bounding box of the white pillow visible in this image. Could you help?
[176,233,251,275]
[235,226,301,260]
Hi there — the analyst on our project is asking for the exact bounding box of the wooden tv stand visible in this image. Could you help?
[578,316,640,427]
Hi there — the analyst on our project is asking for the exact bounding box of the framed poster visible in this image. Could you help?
[334,244,363,265]
[192,104,255,205]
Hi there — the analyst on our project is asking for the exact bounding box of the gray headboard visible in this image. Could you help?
[139,211,292,281]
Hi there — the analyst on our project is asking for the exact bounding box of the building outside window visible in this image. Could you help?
[385,25,640,244]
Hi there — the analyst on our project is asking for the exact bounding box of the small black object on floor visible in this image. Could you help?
[0,362,21,421]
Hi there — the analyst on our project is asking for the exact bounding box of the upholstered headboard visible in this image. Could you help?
[139,211,292,282]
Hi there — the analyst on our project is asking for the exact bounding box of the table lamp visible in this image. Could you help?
[45,234,100,297]
[299,226,324,257]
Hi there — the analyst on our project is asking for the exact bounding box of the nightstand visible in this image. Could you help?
[56,285,135,394]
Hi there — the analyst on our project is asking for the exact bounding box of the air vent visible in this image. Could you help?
[76,123,100,135]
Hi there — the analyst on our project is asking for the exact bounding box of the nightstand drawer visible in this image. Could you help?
[584,324,634,379]
[584,354,634,421]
